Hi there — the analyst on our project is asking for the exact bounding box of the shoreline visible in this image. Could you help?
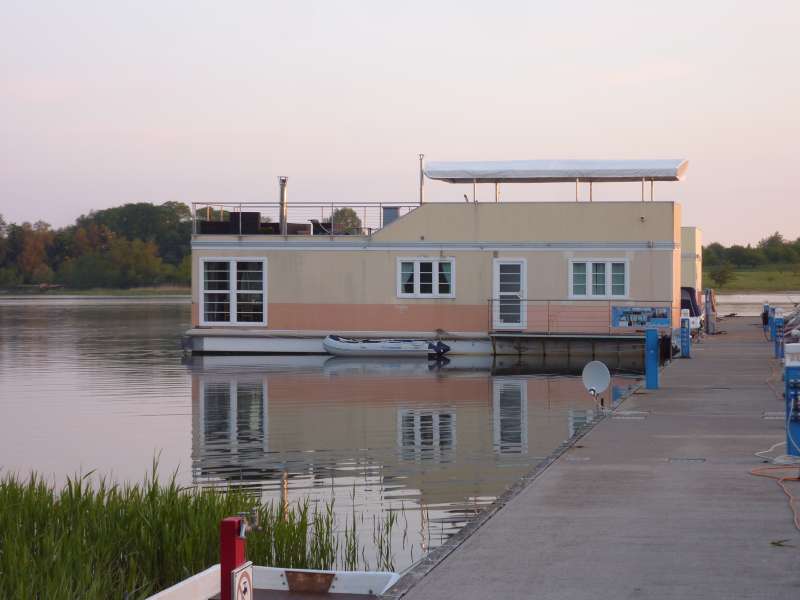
[0,287,191,299]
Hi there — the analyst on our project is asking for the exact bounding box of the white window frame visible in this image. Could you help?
[199,257,268,326]
[568,259,629,299]
[396,257,456,298]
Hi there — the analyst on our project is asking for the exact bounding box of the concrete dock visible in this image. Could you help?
[389,317,800,599]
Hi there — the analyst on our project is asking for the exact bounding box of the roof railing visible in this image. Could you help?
[191,202,419,236]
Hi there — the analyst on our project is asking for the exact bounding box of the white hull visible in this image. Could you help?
[322,335,445,358]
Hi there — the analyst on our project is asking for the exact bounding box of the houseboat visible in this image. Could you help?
[185,158,689,355]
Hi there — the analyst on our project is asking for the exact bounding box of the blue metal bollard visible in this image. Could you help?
[645,328,659,389]
[768,307,776,341]
[774,316,784,359]
[784,343,800,457]
[680,317,691,358]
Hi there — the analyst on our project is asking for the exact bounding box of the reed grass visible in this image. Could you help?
[0,464,402,599]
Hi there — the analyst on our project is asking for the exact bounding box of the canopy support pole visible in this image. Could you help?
[418,154,425,205]
[495,182,499,203]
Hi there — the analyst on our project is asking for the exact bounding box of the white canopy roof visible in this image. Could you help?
[424,159,688,183]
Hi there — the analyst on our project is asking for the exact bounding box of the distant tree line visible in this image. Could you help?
[0,202,192,289]
[704,232,800,268]
[703,232,800,287]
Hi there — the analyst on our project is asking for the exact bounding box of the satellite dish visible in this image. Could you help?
[582,361,611,397]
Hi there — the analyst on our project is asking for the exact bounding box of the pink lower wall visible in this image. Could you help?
[192,301,671,334]
[268,303,487,332]
[259,303,663,334]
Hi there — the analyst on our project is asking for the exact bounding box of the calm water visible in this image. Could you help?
[716,292,799,316]
[0,299,640,571]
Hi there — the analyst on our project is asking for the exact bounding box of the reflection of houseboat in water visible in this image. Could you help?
[188,356,638,509]
[184,159,701,356]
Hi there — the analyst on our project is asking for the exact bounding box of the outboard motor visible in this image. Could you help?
[428,341,451,358]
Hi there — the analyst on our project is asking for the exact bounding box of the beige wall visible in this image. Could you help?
[680,226,703,291]
[375,201,677,243]
[191,201,681,333]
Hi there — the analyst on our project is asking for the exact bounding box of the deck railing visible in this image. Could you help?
[487,299,674,335]
[191,202,420,236]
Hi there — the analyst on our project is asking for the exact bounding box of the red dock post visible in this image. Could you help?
[220,516,246,600]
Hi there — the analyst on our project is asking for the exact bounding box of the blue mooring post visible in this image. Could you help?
[768,306,776,341]
[645,328,659,389]
[762,302,770,335]
[774,315,784,359]
[680,316,691,358]
[784,343,800,457]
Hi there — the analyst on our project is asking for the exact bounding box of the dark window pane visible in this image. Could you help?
[236,292,263,322]
[401,262,415,294]
[204,261,230,291]
[612,263,625,295]
[592,263,606,296]
[438,262,452,294]
[237,262,263,292]
[204,293,230,322]
[419,262,433,294]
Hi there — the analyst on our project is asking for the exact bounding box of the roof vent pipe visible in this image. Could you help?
[278,176,288,236]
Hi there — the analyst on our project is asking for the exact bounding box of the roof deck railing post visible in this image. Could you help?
[589,181,593,202]
[575,179,579,202]
[419,153,425,205]
[641,178,645,202]
[495,182,499,203]
[473,179,477,203]
[278,176,288,236]
[650,180,654,202]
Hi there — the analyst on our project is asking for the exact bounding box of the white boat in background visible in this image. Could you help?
[322,334,450,358]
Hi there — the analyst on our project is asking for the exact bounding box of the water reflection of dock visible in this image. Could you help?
[187,355,639,567]
[188,356,638,500]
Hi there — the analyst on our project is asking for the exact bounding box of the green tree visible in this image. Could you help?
[57,254,121,289]
[708,263,735,288]
[726,244,765,268]
[703,242,725,266]
[758,231,797,264]
[0,214,7,266]
[78,202,191,266]
[330,207,363,234]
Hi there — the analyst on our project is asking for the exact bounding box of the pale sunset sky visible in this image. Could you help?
[1,1,798,245]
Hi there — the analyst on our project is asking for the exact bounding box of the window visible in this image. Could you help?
[201,259,266,325]
[570,260,627,298]
[493,380,528,455]
[572,262,586,296]
[397,409,456,460]
[592,262,606,296]
[397,258,455,298]
[199,378,268,464]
